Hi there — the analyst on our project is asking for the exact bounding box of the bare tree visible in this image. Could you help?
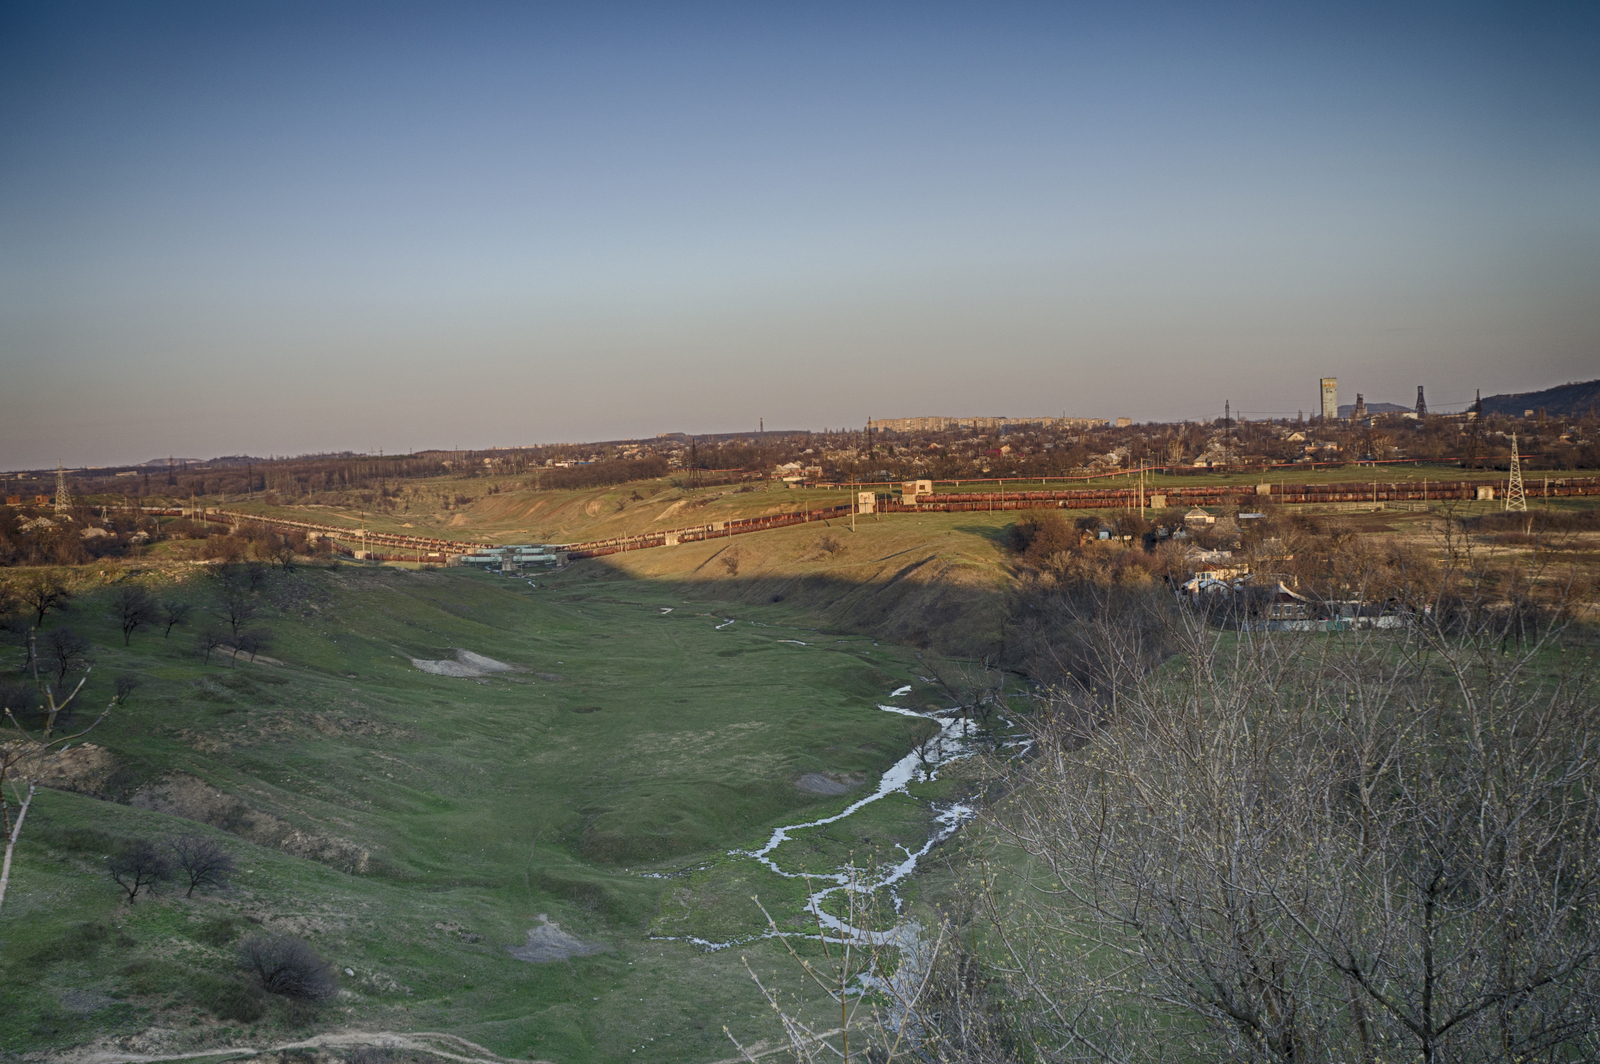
[217,580,259,639]
[237,561,270,592]
[38,626,91,689]
[963,593,1600,1063]
[19,574,71,627]
[158,599,193,638]
[234,630,271,665]
[194,628,228,665]
[169,834,234,897]
[110,585,156,645]
[1,659,119,912]
[113,672,142,705]
[269,538,296,571]
[930,657,1008,736]
[727,870,898,1064]
[108,838,171,903]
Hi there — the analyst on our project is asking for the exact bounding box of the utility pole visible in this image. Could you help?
[1505,433,1527,512]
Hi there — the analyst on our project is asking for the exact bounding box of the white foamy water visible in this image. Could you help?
[743,704,979,946]
[651,695,983,955]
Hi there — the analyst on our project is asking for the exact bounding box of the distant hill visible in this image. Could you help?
[1337,401,1412,418]
[1479,379,1600,418]
[136,455,268,468]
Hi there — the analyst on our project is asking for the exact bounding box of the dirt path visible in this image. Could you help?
[44,1031,545,1064]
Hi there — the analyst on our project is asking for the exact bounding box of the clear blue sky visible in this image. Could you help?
[3,1,1596,468]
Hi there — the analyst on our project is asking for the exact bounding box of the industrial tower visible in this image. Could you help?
[54,465,72,514]
[1415,386,1427,418]
[1319,378,1337,421]
[1505,434,1527,512]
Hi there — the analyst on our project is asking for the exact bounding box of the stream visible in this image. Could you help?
[652,684,993,953]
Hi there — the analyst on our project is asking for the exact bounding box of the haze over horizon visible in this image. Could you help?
[3,1,1597,470]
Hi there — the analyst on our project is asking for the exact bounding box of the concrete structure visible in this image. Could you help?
[1319,378,1338,421]
[900,479,934,498]
[856,491,877,515]
[1115,417,1133,428]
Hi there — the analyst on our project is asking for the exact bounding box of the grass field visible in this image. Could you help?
[0,548,1014,1062]
[10,485,1600,1062]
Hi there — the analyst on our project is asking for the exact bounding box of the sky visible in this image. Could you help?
[2,1,1597,469]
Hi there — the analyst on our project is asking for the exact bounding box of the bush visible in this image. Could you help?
[121,958,187,996]
[0,680,39,724]
[1007,513,1076,563]
[193,915,246,947]
[190,972,266,1022]
[237,934,336,1002]
[20,921,110,968]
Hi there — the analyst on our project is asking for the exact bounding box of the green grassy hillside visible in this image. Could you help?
[0,556,1006,1062]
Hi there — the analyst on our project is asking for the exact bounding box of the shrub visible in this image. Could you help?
[237,934,336,1002]
[1007,513,1076,563]
[21,920,110,968]
[190,972,266,1022]
[0,680,39,724]
[193,915,246,947]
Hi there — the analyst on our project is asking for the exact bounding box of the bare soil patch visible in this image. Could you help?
[504,914,607,963]
[408,649,519,678]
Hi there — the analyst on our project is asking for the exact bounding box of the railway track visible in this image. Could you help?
[138,474,1600,565]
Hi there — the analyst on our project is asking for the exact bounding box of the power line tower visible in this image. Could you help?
[1415,385,1427,418]
[54,464,72,514]
[1505,433,1527,513]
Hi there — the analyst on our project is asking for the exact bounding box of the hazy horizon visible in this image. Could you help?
[4,2,1597,470]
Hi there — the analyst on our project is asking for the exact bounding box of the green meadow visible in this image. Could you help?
[0,559,991,1062]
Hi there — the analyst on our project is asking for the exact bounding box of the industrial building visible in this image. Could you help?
[1319,378,1338,421]
[868,415,1109,433]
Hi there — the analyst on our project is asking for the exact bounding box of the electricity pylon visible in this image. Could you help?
[54,465,72,514]
[1505,433,1527,513]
